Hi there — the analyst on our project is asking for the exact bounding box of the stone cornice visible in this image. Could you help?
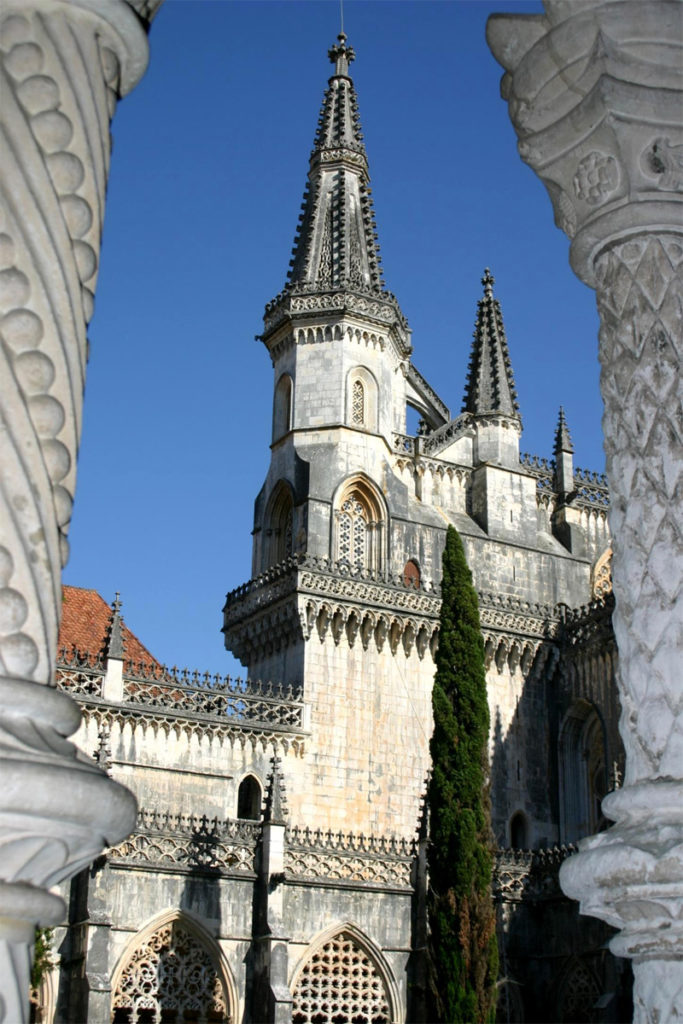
[262,287,410,356]
[77,700,307,756]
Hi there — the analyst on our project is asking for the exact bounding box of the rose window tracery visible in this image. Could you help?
[292,931,391,1024]
[111,920,230,1024]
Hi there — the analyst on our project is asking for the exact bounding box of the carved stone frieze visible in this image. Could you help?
[284,825,414,889]
[108,809,259,876]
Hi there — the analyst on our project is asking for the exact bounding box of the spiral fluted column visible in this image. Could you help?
[487,2,682,1019]
[0,2,161,1019]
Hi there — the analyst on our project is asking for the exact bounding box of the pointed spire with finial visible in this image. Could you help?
[263,757,288,825]
[280,35,387,298]
[102,592,126,661]
[553,406,575,497]
[554,406,574,455]
[462,269,520,420]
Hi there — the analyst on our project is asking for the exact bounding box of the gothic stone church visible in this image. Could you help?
[50,35,627,1024]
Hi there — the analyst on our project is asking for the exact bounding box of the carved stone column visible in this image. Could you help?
[487,2,683,1019]
[0,2,161,1019]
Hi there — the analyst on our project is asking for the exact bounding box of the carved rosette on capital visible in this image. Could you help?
[487,2,683,1017]
[0,2,160,1020]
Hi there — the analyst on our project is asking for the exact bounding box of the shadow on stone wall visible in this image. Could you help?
[489,625,632,1024]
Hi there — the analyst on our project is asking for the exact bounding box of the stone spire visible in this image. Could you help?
[554,406,574,455]
[284,34,385,295]
[553,407,575,502]
[102,592,126,661]
[462,269,520,419]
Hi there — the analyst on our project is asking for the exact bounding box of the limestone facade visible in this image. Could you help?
[46,30,631,1024]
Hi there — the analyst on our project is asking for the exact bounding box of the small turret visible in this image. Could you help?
[553,406,574,498]
[102,591,126,661]
[102,592,126,701]
[551,408,586,556]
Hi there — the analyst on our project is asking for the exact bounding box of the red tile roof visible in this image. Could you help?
[59,585,160,667]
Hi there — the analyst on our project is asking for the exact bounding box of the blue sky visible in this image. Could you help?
[63,0,605,675]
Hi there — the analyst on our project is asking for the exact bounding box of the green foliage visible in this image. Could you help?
[31,927,53,991]
[428,526,498,1023]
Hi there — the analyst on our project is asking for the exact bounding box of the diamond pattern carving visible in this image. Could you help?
[595,234,682,780]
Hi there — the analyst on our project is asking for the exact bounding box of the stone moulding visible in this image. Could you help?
[262,286,410,353]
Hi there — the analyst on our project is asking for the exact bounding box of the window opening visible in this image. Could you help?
[403,560,420,589]
[237,776,262,820]
[339,498,367,568]
[510,812,528,850]
[111,920,230,1024]
[292,931,391,1024]
[351,379,365,426]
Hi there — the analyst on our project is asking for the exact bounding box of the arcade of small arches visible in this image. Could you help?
[107,915,398,1024]
[302,598,438,659]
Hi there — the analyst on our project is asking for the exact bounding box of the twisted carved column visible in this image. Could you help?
[0,2,161,1019]
[487,2,682,1019]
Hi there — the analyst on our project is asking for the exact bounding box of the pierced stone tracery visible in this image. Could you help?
[338,498,368,569]
[111,920,230,1024]
[351,378,365,425]
[292,931,391,1024]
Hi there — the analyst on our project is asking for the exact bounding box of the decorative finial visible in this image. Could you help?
[94,725,112,775]
[103,591,126,661]
[328,32,355,77]
[482,267,495,293]
[263,757,288,825]
[554,406,574,454]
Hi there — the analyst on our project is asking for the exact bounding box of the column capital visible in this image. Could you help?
[487,0,683,285]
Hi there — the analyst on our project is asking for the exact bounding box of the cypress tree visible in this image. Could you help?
[427,525,498,1023]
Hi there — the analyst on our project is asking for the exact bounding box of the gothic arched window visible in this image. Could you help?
[272,373,293,442]
[292,930,393,1024]
[559,701,609,843]
[264,483,294,569]
[510,811,528,850]
[237,775,262,820]
[335,477,385,573]
[346,366,378,432]
[338,497,368,568]
[111,918,232,1024]
[351,378,365,425]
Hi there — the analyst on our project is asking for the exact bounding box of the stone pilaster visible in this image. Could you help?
[252,759,293,1024]
[0,2,160,1018]
[487,2,683,1018]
